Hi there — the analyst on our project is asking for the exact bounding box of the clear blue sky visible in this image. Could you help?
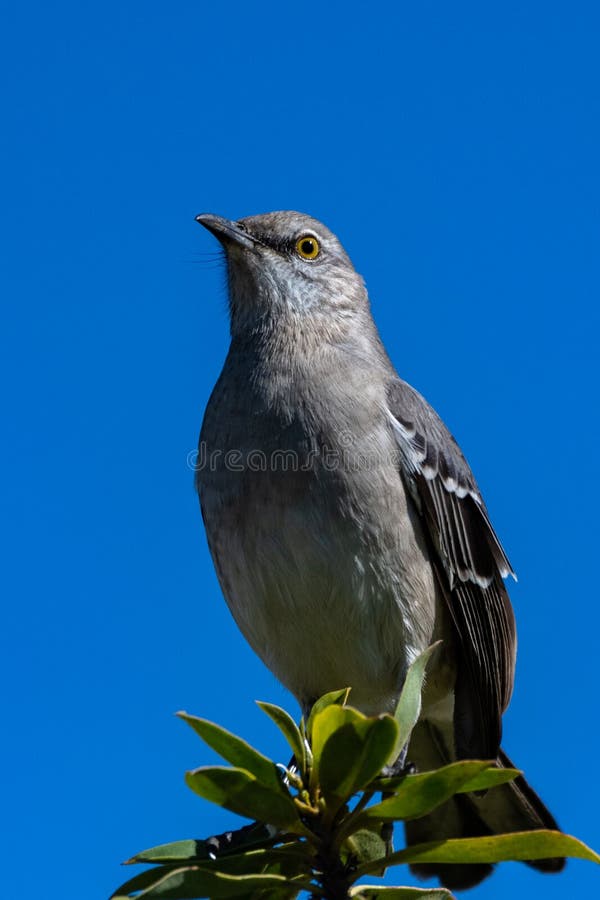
[1,2,599,898]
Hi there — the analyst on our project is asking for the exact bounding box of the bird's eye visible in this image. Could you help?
[295,235,320,260]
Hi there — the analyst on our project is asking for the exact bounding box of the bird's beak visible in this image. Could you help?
[195,214,255,250]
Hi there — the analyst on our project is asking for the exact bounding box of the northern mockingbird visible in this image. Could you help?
[194,210,563,889]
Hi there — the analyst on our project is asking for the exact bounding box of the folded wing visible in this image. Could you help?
[386,378,517,759]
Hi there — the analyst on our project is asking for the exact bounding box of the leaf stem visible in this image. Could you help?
[332,790,375,850]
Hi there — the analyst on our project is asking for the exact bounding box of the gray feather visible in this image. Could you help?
[195,210,564,890]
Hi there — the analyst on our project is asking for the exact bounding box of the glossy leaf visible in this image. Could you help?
[356,830,600,878]
[256,702,308,776]
[115,865,307,899]
[178,713,283,793]
[306,687,350,740]
[393,643,441,760]
[185,766,301,830]
[375,762,520,795]
[358,761,519,823]
[126,846,310,879]
[313,705,398,801]
[211,846,312,879]
[126,839,202,865]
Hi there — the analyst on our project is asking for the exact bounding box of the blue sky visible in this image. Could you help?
[2,2,599,898]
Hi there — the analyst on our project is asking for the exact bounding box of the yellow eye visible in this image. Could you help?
[295,235,320,260]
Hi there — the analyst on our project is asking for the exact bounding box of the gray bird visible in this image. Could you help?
[195,210,564,890]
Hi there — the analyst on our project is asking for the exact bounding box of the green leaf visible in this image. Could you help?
[126,839,202,864]
[375,763,520,795]
[256,702,308,776]
[350,887,454,899]
[113,848,309,898]
[306,688,350,740]
[312,705,398,802]
[127,845,308,876]
[178,713,283,793]
[393,643,441,760]
[358,761,519,823]
[343,828,388,867]
[356,830,600,878]
[226,847,309,877]
[127,825,281,865]
[111,867,171,899]
[206,846,312,878]
[115,865,308,899]
[239,885,302,900]
[185,766,301,830]
[243,847,312,900]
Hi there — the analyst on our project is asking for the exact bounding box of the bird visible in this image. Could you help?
[194,210,564,890]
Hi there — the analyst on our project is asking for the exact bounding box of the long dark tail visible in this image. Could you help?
[404,723,565,891]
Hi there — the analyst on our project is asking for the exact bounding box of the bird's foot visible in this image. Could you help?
[386,759,417,777]
[381,743,417,778]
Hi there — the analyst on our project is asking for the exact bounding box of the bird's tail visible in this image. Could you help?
[404,722,565,891]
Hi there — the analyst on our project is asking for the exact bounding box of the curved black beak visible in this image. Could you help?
[195,214,255,249]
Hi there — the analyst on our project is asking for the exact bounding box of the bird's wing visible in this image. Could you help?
[386,378,517,759]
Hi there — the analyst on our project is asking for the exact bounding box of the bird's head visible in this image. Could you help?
[196,210,369,338]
